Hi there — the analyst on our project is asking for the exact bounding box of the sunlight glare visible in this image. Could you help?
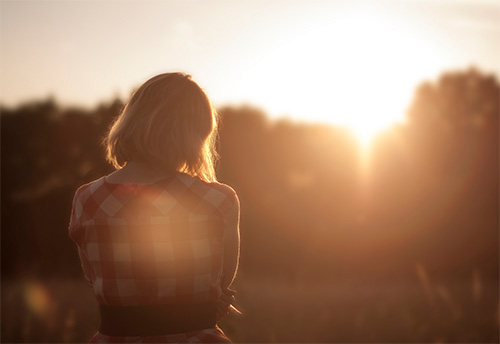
[237,10,441,149]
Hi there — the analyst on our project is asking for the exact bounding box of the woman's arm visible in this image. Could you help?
[221,195,240,290]
[78,248,94,287]
[217,195,240,320]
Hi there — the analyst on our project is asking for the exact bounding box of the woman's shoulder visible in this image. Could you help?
[200,180,239,216]
[207,181,238,200]
[69,176,107,232]
[176,174,239,209]
[72,176,107,201]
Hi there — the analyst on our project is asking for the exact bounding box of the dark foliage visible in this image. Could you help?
[1,69,498,282]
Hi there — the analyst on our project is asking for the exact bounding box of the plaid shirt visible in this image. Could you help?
[69,173,237,343]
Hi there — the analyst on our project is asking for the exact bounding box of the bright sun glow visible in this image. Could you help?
[237,10,442,149]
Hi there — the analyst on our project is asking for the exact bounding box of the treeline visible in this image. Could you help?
[1,68,498,284]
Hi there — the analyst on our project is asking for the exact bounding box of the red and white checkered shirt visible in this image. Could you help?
[69,173,237,343]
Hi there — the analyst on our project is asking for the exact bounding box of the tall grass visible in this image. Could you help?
[2,271,498,343]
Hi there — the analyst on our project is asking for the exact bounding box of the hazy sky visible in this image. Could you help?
[1,0,499,127]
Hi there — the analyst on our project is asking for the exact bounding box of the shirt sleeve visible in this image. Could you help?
[68,185,86,242]
[214,183,239,221]
[78,248,94,287]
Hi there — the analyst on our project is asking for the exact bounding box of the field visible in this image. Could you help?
[2,273,498,343]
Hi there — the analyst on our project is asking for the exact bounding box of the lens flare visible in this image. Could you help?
[23,281,53,318]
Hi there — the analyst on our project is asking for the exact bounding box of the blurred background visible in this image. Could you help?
[1,0,499,343]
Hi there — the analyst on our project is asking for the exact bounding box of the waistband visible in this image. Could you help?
[98,302,217,336]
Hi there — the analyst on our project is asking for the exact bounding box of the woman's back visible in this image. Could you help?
[70,172,237,306]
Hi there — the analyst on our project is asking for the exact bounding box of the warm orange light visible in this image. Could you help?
[237,10,441,150]
[24,281,53,317]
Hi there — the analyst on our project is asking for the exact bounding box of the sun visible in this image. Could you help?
[236,10,437,149]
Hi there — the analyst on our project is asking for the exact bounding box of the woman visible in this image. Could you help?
[69,73,240,343]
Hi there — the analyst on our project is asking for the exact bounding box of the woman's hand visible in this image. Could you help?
[216,287,236,321]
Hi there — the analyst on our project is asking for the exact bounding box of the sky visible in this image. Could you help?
[1,0,499,133]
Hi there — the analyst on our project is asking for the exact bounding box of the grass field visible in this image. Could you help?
[2,274,498,343]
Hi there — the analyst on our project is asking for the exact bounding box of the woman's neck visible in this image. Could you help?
[105,160,176,184]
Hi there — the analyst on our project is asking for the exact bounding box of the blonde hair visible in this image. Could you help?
[105,73,218,182]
